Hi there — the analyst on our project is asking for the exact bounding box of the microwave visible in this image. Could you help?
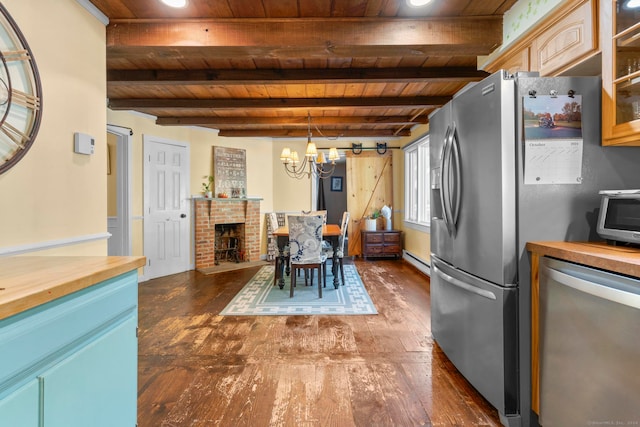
[597,190,640,245]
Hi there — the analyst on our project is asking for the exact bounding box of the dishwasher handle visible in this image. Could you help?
[544,265,640,310]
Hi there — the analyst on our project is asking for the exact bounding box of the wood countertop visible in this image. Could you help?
[526,241,640,278]
[0,256,146,321]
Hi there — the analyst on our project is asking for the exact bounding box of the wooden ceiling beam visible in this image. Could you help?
[155,115,429,126]
[216,129,412,137]
[105,17,502,58]
[108,96,451,110]
[108,67,489,86]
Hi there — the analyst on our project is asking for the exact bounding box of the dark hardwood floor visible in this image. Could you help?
[137,258,501,426]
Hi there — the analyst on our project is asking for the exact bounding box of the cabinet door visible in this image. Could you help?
[0,379,39,427]
[41,316,137,427]
[532,0,596,76]
[602,1,640,145]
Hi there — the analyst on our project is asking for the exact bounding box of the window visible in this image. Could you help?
[404,135,430,231]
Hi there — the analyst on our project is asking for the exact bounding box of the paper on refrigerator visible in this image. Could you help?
[523,94,584,185]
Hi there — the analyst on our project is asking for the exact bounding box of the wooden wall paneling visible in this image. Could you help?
[345,151,393,257]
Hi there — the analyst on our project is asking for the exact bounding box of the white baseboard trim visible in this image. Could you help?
[403,250,431,276]
[0,233,112,257]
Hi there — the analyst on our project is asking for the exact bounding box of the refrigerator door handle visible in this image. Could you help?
[439,125,452,230]
[545,265,640,309]
[442,126,456,235]
[450,124,462,232]
[433,263,497,300]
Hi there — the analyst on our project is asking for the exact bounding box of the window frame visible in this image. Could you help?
[403,135,430,233]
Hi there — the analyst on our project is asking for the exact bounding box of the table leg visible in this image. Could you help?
[276,235,286,289]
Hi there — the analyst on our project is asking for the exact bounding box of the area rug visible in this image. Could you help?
[220,264,377,315]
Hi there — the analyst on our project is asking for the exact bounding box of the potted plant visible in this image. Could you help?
[202,175,214,198]
[365,209,380,231]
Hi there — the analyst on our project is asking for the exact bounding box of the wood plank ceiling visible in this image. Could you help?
[91,0,517,138]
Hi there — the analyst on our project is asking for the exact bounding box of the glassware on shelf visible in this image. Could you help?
[614,2,640,125]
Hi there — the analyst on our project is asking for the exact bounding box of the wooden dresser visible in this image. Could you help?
[361,230,402,260]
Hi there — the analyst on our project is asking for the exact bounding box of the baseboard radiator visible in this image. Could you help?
[402,250,431,276]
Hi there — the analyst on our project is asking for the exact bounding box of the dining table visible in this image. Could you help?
[272,224,342,290]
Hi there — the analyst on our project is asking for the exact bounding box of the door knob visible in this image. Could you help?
[180,213,187,218]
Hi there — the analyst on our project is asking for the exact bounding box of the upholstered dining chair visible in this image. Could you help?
[324,211,350,286]
[302,210,327,225]
[287,215,327,298]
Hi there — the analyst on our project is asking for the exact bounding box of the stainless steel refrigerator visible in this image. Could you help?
[428,70,640,427]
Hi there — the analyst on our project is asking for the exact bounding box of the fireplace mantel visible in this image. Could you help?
[192,196,263,202]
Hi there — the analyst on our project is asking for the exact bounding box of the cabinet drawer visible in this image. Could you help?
[365,245,384,254]
[0,271,138,390]
[365,233,383,243]
[384,233,400,243]
[383,245,401,254]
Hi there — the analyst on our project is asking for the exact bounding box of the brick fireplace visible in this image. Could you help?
[194,198,261,270]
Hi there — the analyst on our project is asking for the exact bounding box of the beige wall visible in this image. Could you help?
[0,0,108,255]
[106,110,276,259]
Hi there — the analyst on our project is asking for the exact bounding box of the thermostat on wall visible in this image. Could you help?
[74,132,95,155]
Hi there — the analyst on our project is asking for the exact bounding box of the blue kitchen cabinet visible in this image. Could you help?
[0,379,39,426]
[0,270,139,426]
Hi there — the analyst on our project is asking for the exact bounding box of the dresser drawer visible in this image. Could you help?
[383,244,401,254]
[384,233,400,243]
[365,233,383,244]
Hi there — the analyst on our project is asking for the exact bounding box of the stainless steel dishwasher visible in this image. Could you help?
[539,257,640,426]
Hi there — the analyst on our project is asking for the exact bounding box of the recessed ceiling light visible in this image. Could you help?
[625,0,640,8]
[407,0,433,7]
[160,0,188,8]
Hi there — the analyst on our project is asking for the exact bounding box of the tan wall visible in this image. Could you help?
[106,110,275,260]
[0,0,108,255]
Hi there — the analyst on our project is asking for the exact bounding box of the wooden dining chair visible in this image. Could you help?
[287,215,327,298]
[266,212,279,262]
[324,211,350,286]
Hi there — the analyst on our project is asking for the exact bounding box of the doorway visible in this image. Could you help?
[106,125,132,256]
[143,135,191,280]
[317,161,347,226]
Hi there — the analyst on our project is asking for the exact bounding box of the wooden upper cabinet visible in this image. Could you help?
[495,47,531,75]
[482,0,598,77]
[601,0,640,146]
[531,0,597,76]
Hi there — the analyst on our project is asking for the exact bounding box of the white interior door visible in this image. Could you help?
[143,136,190,280]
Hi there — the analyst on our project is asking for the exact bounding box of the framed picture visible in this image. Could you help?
[331,176,343,192]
